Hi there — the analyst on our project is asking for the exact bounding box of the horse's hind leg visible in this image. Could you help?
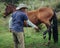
[43,21,51,39]
[45,21,55,46]
[47,25,52,45]
[43,26,51,46]
[43,24,52,39]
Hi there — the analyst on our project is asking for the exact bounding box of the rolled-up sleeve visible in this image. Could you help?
[9,17,12,28]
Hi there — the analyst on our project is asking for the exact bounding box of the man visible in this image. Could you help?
[9,3,39,48]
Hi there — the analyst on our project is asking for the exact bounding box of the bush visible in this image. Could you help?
[54,2,60,12]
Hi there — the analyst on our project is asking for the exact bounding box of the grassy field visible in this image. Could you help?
[0,17,60,48]
[0,1,60,48]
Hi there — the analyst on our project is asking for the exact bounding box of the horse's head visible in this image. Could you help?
[3,3,16,18]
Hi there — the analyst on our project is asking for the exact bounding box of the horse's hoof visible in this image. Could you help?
[35,27,41,32]
[46,41,50,46]
[44,42,50,46]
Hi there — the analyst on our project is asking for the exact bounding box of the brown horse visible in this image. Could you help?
[3,4,58,44]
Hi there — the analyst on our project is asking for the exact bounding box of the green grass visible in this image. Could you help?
[0,18,60,48]
[0,1,60,48]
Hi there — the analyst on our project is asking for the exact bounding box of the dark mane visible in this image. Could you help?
[8,3,17,7]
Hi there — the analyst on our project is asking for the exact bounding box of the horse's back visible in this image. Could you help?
[35,7,54,25]
[39,7,53,14]
[38,7,54,20]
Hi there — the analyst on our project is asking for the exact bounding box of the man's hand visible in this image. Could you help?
[34,27,39,31]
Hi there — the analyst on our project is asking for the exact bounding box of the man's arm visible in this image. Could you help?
[23,13,39,30]
[26,19,39,30]
[9,17,12,29]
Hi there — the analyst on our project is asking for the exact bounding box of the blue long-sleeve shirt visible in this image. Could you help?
[11,10,28,32]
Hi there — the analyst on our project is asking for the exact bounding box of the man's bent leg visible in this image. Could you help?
[12,33,19,48]
[17,32,25,48]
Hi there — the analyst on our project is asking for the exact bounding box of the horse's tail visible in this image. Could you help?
[52,10,58,43]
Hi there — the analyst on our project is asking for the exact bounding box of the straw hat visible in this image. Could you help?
[16,3,28,10]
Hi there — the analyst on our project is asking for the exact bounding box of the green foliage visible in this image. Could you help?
[0,2,5,18]
[55,2,60,12]
[0,0,19,4]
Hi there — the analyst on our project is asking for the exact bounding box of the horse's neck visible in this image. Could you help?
[11,7,16,13]
[13,7,16,11]
[13,9,16,12]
